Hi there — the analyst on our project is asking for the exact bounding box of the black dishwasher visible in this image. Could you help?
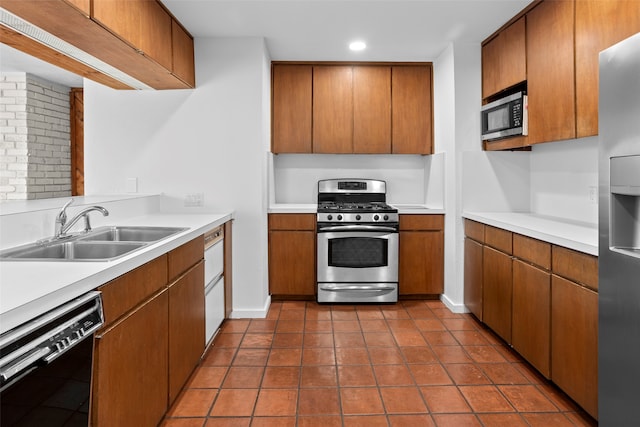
[0,291,104,426]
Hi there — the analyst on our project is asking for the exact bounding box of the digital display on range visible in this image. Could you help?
[338,182,367,190]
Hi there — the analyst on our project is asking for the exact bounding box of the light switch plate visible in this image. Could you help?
[126,177,138,193]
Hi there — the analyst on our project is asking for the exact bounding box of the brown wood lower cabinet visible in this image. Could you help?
[482,246,513,343]
[268,214,316,298]
[463,238,483,320]
[92,290,169,427]
[398,214,444,296]
[168,261,205,404]
[512,259,551,378]
[463,218,599,420]
[551,274,598,419]
[92,235,207,425]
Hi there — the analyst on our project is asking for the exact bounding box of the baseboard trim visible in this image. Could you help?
[440,294,469,314]
[229,295,271,319]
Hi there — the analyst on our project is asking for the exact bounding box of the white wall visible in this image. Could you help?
[272,154,433,206]
[433,44,457,310]
[530,136,599,224]
[462,151,530,212]
[84,37,272,317]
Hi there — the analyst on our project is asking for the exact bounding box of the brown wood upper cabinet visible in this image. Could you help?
[354,66,392,153]
[93,0,173,71]
[313,65,393,154]
[527,0,576,145]
[271,63,433,154]
[481,16,526,99]
[271,64,313,153]
[1,0,195,89]
[392,65,433,154]
[482,0,640,149]
[575,1,640,138]
[313,65,355,153]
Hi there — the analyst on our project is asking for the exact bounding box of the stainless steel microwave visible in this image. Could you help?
[481,91,528,141]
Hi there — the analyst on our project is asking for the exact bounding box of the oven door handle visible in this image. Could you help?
[319,285,397,292]
[317,225,398,233]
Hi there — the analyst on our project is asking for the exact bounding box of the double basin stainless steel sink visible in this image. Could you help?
[0,226,187,262]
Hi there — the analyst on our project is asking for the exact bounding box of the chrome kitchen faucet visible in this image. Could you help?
[54,199,109,239]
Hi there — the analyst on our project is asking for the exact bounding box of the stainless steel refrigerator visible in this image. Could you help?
[599,31,640,425]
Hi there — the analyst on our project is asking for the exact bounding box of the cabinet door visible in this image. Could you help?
[482,246,512,343]
[169,261,205,404]
[481,33,501,99]
[272,64,313,153]
[575,0,640,137]
[168,235,204,282]
[92,290,169,427]
[527,0,576,145]
[313,66,353,153]
[399,230,444,295]
[92,0,173,71]
[171,20,195,87]
[464,238,483,320]
[482,16,526,98]
[391,65,433,154]
[99,255,168,327]
[268,213,315,297]
[512,260,551,378]
[269,228,316,296]
[353,66,391,153]
[552,245,598,291]
[551,275,598,419]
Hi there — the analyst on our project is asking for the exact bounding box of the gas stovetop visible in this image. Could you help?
[316,179,398,224]
[317,201,397,213]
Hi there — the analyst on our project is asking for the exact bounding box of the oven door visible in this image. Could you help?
[317,225,398,284]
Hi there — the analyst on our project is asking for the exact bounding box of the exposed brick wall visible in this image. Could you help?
[0,72,71,200]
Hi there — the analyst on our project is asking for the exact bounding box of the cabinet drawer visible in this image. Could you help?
[552,246,598,291]
[205,240,224,286]
[514,234,551,270]
[464,219,485,243]
[205,276,225,344]
[99,255,168,326]
[400,214,444,230]
[268,213,316,230]
[485,225,512,254]
[168,235,205,282]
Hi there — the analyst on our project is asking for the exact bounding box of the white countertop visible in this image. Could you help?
[463,211,598,256]
[0,212,233,334]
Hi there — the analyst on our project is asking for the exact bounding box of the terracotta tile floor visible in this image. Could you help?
[161,300,598,427]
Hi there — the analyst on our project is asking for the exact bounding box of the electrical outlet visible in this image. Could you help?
[588,186,598,204]
[184,193,204,207]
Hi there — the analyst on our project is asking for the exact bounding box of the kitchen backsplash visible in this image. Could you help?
[462,136,599,226]
[269,153,445,207]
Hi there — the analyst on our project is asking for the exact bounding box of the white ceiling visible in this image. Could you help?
[0,0,533,87]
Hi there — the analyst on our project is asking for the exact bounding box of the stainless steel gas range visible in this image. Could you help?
[316,179,399,303]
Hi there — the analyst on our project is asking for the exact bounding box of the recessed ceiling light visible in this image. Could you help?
[349,41,366,51]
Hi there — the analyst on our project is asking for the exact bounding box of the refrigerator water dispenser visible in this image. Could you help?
[610,155,640,256]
